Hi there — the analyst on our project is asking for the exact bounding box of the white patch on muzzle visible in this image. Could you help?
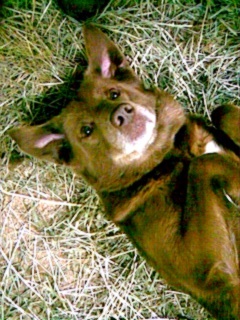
[112,105,156,164]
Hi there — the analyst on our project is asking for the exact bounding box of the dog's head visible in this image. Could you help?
[9,25,185,191]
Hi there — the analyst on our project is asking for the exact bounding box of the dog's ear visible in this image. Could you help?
[83,24,129,79]
[8,118,72,164]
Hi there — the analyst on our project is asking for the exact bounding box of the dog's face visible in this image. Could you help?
[9,25,185,191]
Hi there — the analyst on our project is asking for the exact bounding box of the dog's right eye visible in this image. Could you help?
[80,125,94,138]
[109,89,120,100]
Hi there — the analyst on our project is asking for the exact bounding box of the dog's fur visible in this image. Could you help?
[9,25,240,319]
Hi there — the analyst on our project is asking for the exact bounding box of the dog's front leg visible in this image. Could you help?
[183,153,240,319]
[211,104,240,148]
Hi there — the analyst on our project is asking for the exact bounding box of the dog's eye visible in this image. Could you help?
[81,125,94,138]
[109,89,120,100]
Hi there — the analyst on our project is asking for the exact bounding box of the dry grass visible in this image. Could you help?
[0,0,239,319]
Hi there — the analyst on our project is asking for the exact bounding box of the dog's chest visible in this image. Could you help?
[105,159,188,257]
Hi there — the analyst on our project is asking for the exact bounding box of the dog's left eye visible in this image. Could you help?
[109,89,120,100]
[81,124,94,138]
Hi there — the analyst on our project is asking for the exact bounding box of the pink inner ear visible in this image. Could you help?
[35,134,65,148]
[101,52,112,78]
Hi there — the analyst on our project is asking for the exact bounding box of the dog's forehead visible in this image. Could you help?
[79,76,117,97]
[64,99,109,126]
[64,100,92,119]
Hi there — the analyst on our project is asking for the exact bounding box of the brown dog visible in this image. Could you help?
[9,25,240,319]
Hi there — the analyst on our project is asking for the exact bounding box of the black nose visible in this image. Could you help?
[111,104,134,127]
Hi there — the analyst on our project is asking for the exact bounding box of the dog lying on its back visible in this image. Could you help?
[9,25,240,319]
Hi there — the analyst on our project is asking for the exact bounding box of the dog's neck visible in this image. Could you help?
[99,147,188,223]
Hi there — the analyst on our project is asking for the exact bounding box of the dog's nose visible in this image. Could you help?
[111,104,134,127]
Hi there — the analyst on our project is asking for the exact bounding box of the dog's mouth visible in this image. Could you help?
[111,104,145,139]
[110,103,156,162]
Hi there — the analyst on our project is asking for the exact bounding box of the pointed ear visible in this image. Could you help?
[8,118,73,164]
[83,24,129,78]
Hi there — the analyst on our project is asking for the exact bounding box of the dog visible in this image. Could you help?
[9,24,240,319]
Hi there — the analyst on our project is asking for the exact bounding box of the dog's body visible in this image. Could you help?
[9,25,240,319]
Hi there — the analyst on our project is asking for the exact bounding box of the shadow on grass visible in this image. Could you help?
[24,60,87,125]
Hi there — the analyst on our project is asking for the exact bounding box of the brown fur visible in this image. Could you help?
[9,25,240,319]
